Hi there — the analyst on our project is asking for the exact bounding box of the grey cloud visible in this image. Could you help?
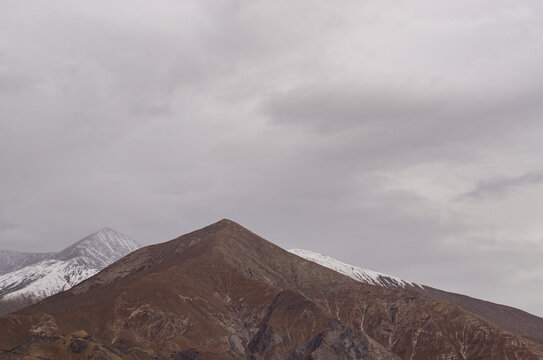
[265,84,445,131]
[0,217,16,233]
[265,81,543,142]
[1,0,543,316]
[463,171,543,198]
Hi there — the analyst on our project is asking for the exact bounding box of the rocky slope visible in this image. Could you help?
[290,248,543,345]
[1,219,542,359]
[0,228,140,316]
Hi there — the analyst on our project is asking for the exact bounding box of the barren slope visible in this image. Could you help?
[291,248,543,345]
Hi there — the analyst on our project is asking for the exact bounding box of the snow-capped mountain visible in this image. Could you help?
[288,248,421,289]
[0,250,53,276]
[54,227,141,269]
[2,219,543,359]
[0,228,139,315]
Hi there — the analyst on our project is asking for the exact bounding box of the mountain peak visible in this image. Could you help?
[95,226,116,233]
[91,227,128,238]
[54,228,140,267]
[218,218,235,224]
[207,218,243,231]
[172,219,250,245]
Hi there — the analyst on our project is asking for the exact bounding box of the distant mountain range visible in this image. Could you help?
[0,228,139,316]
[1,220,542,359]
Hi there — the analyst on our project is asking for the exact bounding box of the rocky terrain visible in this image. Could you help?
[291,248,543,345]
[1,219,542,359]
[0,228,140,316]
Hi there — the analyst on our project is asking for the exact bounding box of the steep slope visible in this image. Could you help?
[1,219,542,359]
[290,248,543,345]
[417,285,543,345]
[0,228,139,316]
[0,250,53,276]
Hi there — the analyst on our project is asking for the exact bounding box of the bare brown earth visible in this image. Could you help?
[412,285,543,345]
[338,266,543,345]
[1,219,542,359]
[0,298,34,319]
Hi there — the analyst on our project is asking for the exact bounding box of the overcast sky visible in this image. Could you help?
[1,0,543,316]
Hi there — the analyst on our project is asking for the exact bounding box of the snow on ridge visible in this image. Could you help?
[288,248,422,289]
[0,259,99,301]
[54,227,140,268]
[0,250,54,276]
[0,228,140,307]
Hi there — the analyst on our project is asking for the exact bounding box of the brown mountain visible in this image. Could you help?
[289,248,543,345]
[1,219,542,359]
[415,285,543,345]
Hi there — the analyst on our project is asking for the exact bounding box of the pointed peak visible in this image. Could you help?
[92,227,122,235]
[168,219,260,251]
[208,218,255,235]
[54,228,139,263]
[194,219,245,233]
[81,228,128,243]
[216,218,239,227]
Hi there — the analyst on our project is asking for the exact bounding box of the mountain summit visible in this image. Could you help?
[0,228,139,316]
[1,219,542,359]
[55,227,140,268]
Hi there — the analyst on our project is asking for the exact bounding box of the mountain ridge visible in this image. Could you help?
[1,219,542,359]
[290,247,543,345]
[0,250,53,276]
[289,248,423,289]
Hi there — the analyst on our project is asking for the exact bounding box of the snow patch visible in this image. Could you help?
[0,228,140,304]
[288,248,422,289]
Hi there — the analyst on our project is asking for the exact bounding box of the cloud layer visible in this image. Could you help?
[1,0,543,315]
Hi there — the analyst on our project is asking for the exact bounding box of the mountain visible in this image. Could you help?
[0,228,139,316]
[290,248,543,345]
[0,250,53,276]
[1,219,542,359]
[289,248,422,289]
